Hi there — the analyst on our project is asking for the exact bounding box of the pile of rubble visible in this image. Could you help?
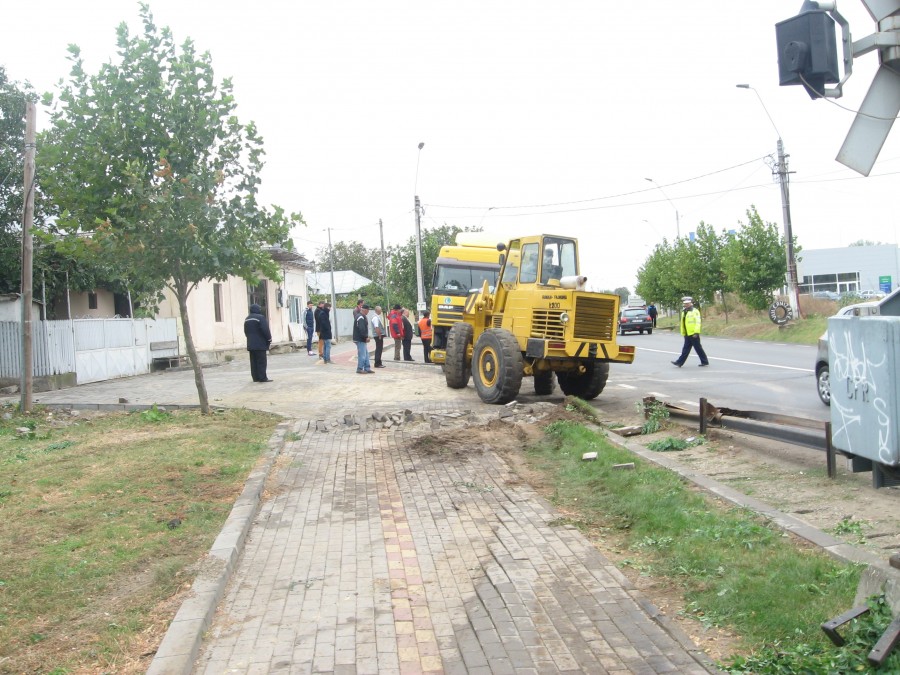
[313,401,560,433]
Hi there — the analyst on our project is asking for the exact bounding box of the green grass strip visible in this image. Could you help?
[529,419,898,671]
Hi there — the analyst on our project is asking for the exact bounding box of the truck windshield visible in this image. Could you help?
[433,264,498,296]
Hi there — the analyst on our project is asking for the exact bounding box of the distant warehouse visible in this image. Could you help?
[797,244,900,296]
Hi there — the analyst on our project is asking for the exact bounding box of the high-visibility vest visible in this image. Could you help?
[418,317,433,340]
[679,307,702,336]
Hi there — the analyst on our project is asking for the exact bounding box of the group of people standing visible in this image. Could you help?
[292,299,433,375]
[302,300,334,365]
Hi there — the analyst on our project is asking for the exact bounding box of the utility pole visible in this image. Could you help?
[413,142,426,313]
[414,196,425,312]
[736,84,802,319]
[327,227,338,339]
[379,219,390,309]
[21,101,35,413]
[777,138,802,318]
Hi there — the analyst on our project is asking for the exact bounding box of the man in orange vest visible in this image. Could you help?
[418,310,433,363]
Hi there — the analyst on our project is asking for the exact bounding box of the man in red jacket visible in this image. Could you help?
[388,304,404,361]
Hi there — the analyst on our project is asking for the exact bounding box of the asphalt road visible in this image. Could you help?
[607,329,828,422]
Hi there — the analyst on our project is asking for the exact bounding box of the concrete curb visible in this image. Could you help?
[146,419,296,675]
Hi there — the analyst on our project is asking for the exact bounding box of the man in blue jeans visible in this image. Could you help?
[353,304,374,374]
[303,300,315,356]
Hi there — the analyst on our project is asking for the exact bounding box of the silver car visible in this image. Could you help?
[815,301,879,405]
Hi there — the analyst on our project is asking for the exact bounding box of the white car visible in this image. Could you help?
[814,301,880,405]
[856,289,885,300]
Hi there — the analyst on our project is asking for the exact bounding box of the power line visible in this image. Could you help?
[423,155,770,211]
[424,168,900,220]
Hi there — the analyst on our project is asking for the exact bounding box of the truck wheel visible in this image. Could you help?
[445,323,473,389]
[472,329,523,404]
[557,361,609,400]
[533,370,555,396]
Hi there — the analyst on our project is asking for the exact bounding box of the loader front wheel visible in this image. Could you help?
[472,329,524,404]
[444,323,473,389]
[557,361,609,400]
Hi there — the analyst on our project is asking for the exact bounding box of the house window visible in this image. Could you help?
[248,280,267,315]
[88,292,98,310]
[214,283,223,323]
[289,296,301,323]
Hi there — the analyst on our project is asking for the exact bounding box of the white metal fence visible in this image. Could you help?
[0,318,179,384]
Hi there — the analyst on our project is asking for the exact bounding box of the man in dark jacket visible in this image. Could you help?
[244,303,273,382]
[353,304,374,373]
[401,308,415,361]
[317,303,334,365]
[314,300,326,360]
[303,301,315,356]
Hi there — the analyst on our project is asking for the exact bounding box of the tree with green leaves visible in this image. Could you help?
[0,69,85,313]
[687,221,732,320]
[635,239,682,310]
[314,240,383,283]
[40,5,303,413]
[721,207,787,311]
[387,224,469,309]
[0,67,33,294]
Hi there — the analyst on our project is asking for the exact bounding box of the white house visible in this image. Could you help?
[51,247,314,362]
[153,247,313,359]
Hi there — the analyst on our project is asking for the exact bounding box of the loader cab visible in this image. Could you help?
[493,236,579,312]
[500,236,578,288]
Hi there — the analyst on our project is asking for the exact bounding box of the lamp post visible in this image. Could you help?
[413,142,426,313]
[736,84,802,319]
[644,178,680,239]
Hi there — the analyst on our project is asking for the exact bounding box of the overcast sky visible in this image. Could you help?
[4,1,899,291]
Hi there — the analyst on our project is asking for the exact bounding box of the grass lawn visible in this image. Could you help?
[0,404,280,673]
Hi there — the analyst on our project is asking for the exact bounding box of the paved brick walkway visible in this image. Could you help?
[194,408,716,674]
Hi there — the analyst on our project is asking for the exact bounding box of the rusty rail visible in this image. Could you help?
[640,396,900,489]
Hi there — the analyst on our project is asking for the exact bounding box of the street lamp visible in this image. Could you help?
[736,83,802,319]
[413,142,426,313]
[644,177,680,239]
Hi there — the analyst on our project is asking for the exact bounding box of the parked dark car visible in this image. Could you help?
[618,308,653,335]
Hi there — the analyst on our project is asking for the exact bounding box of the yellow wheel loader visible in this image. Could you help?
[442,235,635,404]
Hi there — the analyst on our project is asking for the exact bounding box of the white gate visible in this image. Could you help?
[0,318,179,385]
[74,319,149,384]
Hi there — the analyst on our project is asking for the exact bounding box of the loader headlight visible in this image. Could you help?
[559,312,570,324]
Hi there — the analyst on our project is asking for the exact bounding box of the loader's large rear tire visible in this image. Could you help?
[533,370,555,396]
[472,329,524,404]
[557,361,609,400]
[444,323,473,389]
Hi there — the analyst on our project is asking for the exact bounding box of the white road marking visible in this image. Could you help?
[649,391,669,398]
[638,347,813,373]
[618,384,637,389]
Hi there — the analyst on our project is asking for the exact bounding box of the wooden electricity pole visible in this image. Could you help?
[21,101,35,412]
